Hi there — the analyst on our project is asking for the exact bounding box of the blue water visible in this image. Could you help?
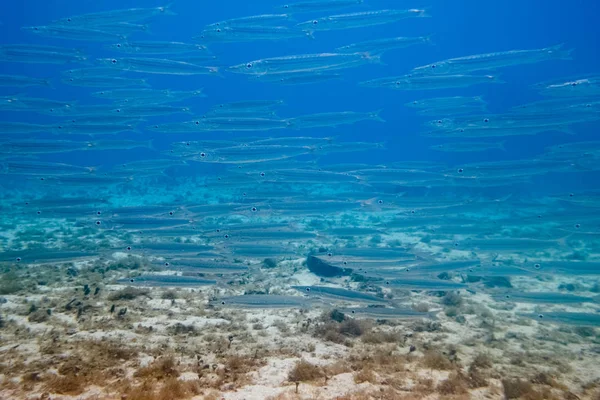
[1,1,600,398]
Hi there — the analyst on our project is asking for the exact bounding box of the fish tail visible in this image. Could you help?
[414,7,432,18]
[423,34,435,45]
[209,66,224,78]
[488,75,506,84]
[370,109,386,123]
[140,24,153,35]
[364,52,384,65]
[162,3,177,16]
[547,43,574,60]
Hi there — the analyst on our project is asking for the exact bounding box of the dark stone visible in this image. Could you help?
[306,255,352,277]
[329,309,346,323]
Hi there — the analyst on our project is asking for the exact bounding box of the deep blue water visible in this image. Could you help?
[1,0,599,191]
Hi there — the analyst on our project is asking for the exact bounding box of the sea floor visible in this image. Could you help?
[1,254,600,400]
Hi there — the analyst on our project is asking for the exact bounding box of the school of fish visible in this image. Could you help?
[1,1,599,328]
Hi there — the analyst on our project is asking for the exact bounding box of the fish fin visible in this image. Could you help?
[370,109,385,123]
[305,31,315,40]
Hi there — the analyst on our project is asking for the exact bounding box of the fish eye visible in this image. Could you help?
[34,27,39,30]
[251,207,257,212]
[37,211,41,215]
[410,210,415,214]
[534,263,541,269]
[575,223,581,229]
[130,279,135,283]
[327,252,332,257]
[16,257,21,262]
[216,229,220,233]
[343,261,347,265]
[505,295,510,299]
[111,59,117,64]
[385,281,390,285]
[571,82,578,87]
[569,193,574,197]
[437,120,442,124]
[483,118,489,123]
[378,200,383,204]
[96,220,101,225]
[457,168,464,173]
[351,310,355,314]
[459,128,465,132]
[216,28,221,32]
[200,152,206,158]
[242,192,246,196]
[169,211,174,216]
[116,44,121,48]
[454,242,459,247]
[97,211,101,215]
[260,172,265,177]
[224,234,230,239]
[312,20,318,25]
[538,314,544,319]
[221,301,225,305]
[126,246,132,251]
[246,63,253,69]
[305,287,310,292]
[431,64,436,69]
[284,4,289,8]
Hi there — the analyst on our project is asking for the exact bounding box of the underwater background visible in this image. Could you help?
[1,0,600,399]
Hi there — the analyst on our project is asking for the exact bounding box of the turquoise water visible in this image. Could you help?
[1,1,599,399]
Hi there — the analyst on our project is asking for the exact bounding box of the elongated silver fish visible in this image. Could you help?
[196,25,309,42]
[336,35,431,55]
[23,25,126,42]
[230,52,379,75]
[53,5,175,26]
[297,9,428,33]
[292,285,386,303]
[210,295,312,308]
[97,57,219,75]
[0,74,50,87]
[361,74,503,90]
[281,0,364,13]
[117,274,215,287]
[411,44,572,75]
[108,41,208,54]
